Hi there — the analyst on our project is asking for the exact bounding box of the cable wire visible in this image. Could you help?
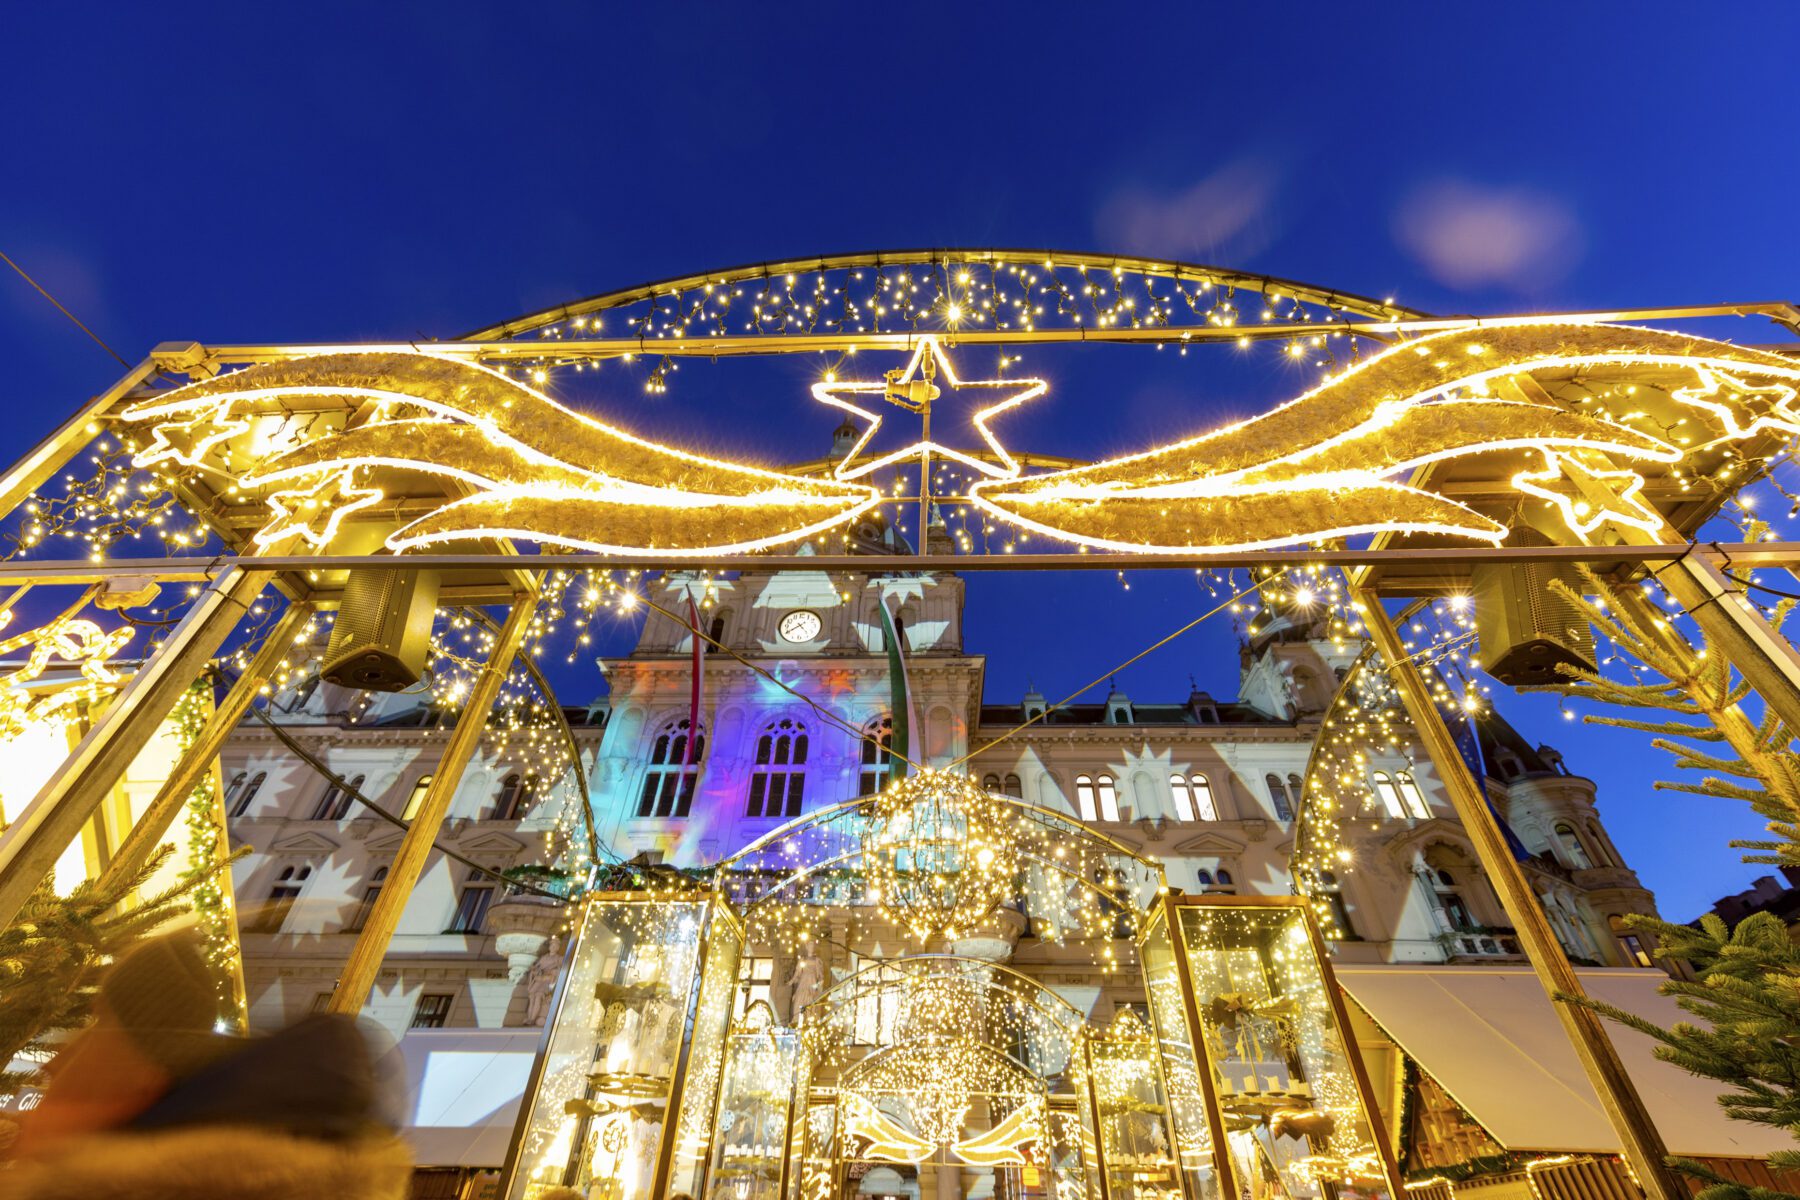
[0,247,131,368]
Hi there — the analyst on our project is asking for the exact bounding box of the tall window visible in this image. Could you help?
[492,772,532,820]
[859,716,893,795]
[1372,772,1405,819]
[1213,868,1236,893]
[706,614,726,652]
[639,719,705,818]
[1394,772,1429,819]
[1170,774,1218,821]
[748,718,808,818]
[254,864,309,932]
[402,775,434,821]
[1265,773,1294,821]
[311,774,365,821]
[1433,868,1474,932]
[1196,869,1214,886]
[229,771,266,818]
[1555,822,1594,869]
[411,994,454,1029]
[1075,774,1119,822]
[1320,870,1357,939]
[851,958,904,1045]
[735,956,774,1019]
[223,771,248,811]
[983,773,1001,792]
[347,866,386,932]
[1609,915,1653,967]
[1002,773,1022,798]
[1287,773,1305,813]
[448,869,495,934]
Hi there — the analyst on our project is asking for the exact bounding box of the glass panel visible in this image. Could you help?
[708,1007,799,1200]
[667,913,744,1195]
[1138,911,1223,1200]
[1083,1011,1185,1199]
[1176,903,1393,1200]
[798,1099,836,1200]
[504,897,708,1200]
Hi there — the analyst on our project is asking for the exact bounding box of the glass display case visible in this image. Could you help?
[1173,899,1397,1200]
[707,1002,800,1200]
[1081,1009,1185,1200]
[503,896,716,1200]
[1139,909,1226,1200]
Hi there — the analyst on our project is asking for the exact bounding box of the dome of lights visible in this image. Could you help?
[861,770,1020,939]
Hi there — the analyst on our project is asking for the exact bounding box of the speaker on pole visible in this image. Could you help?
[322,568,441,692]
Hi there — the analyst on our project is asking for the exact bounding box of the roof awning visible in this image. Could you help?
[1336,964,1786,1159]
[396,1028,543,1168]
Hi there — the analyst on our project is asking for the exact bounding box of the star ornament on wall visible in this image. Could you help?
[812,337,1046,481]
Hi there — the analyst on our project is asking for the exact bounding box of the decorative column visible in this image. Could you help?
[1355,589,1683,1200]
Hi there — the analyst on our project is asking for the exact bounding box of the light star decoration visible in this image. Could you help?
[812,336,1046,481]
[255,469,385,549]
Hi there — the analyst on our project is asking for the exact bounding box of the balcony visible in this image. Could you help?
[1437,926,1525,962]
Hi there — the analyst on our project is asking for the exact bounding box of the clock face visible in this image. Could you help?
[778,609,823,643]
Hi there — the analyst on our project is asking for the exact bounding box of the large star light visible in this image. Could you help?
[812,337,1045,481]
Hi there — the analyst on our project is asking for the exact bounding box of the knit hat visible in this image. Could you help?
[99,928,234,1077]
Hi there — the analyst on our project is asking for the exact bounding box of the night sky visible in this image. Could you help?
[5,3,1798,920]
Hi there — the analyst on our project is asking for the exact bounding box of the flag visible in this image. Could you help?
[877,598,916,783]
[683,597,703,769]
[1432,667,1531,862]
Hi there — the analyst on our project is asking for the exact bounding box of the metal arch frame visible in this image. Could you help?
[457,247,1427,342]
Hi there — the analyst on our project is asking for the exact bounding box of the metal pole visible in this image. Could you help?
[0,566,272,930]
[0,358,158,521]
[1355,590,1683,1200]
[1659,551,1800,735]
[98,600,315,891]
[327,590,536,1013]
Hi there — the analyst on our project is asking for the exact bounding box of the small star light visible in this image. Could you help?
[861,769,1019,939]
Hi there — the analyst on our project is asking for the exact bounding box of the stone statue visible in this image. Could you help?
[787,945,826,1017]
[522,935,566,1026]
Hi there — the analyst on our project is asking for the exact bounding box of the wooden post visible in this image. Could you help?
[1355,590,1683,1200]
[98,600,315,892]
[327,591,536,1014]
[0,566,272,930]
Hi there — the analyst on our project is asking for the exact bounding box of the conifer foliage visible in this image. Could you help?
[0,845,207,1090]
[1533,567,1800,1200]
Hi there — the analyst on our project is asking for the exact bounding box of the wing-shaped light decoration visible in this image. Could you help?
[968,322,1800,553]
[840,1093,934,1164]
[120,352,881,556]
[951,1101,1043,1167]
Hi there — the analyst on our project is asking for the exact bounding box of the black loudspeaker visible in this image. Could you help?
[1471,532,1596,687]
[322,568,440,692]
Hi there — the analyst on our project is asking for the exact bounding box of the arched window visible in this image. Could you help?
[254,864,310,932]
[859,716,893,795]
[1395,772,1430,820]
[1319,870,1357,938]
[1287,773,1305,811]
[982,773,1001,792]
[706,614,726,653]
[229,771,266,818]
[492,772,531,821]
[639,719,705,818]
[1587,822,1615,867]
[1214,868,1235,892]
[1555,822,1593,869]
[1196,869,1214,886]
[402,775,434,822]
[1076,774,1119,822]
[1609,915,1653,967]
[1170,775,1219,821]
[1372,772,1406,819]
[1265,773,1293,821]
[312,775,365,821]
[1002,773,1022,798]
[223,771,248,810]
[1433,867,1474,932]
[749,718,808,818]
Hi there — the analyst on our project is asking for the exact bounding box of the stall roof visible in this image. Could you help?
[396,1028,542,1169]
[1336,964,1787,1159]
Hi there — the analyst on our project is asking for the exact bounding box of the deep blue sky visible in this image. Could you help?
[5,3,1798,919]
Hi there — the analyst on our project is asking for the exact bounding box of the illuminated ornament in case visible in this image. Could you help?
[778,609,823,643]
[861,769,1019,939]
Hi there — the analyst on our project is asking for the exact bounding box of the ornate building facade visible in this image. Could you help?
[223,546,1666,1040]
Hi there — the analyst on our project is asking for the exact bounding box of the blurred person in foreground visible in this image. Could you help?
[0,928,411,1200]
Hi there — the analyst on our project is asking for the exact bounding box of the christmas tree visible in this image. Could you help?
[0,844,211,1090]
[1532,567,1800,1200]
